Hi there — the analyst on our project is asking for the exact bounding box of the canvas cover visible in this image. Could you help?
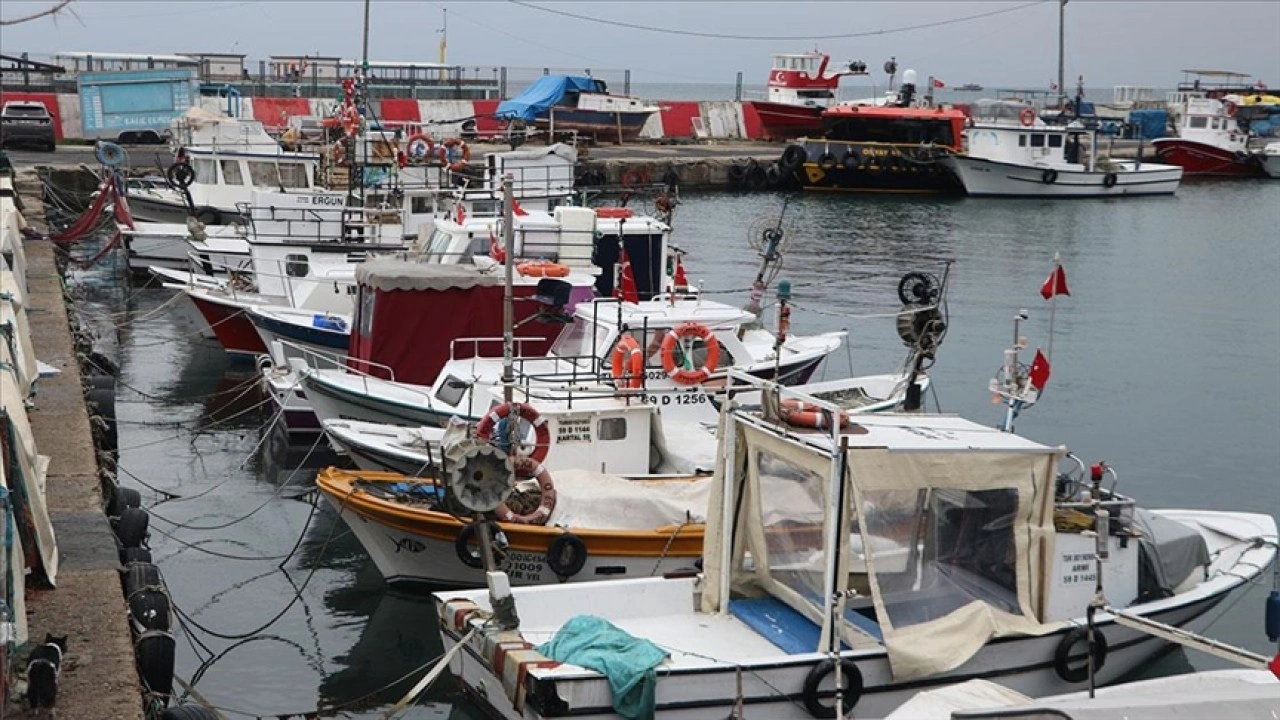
[1,366,57,586]
[1133,509,1210,598]
[543,469,710,530]
[496,76,601,123]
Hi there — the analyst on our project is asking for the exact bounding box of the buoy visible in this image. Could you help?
[1266,588,1279,642]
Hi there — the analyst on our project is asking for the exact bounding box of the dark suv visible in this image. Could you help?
[0,102,57,151]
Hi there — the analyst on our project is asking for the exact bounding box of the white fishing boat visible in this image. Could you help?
[944,100,1183,197]
[434,368,1277,719]
[1258,142,1280,178]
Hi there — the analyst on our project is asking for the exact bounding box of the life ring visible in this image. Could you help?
[780,399,849,430]
[340,106,361,137]
[1223,100,1237,117]
[455,520,494,569]
[165,161,195,190]
[779,144,807,172]
[841,149,861,171]
[659,322,721,385]
[439,138,471,172]
[495,458,557,526]
[801,658,862,718]
[1102,172,1118,189]
[1042,168,1059,185]
[405,133,434,163]
[331,140,347,166]
[621,167,650,187]
[546,532,588,578]
[1054,627,1108,683]
[516,261,571,278]
[817,152,838,170]
[610,334,644,389]
[475,402,551,463]
[596,207,634,219]
[1019,107,1036,127]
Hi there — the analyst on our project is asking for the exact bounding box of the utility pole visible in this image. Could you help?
[1057,0,1067,106]
[362,0,372,73]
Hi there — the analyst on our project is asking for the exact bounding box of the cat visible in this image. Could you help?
[26,633,68,709]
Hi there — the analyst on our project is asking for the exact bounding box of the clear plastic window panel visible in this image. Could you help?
[755,448,828,610]
[860,487,1020,629]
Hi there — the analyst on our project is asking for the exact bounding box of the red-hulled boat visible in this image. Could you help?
[746,52,868,140]
[1153,96,1264,177]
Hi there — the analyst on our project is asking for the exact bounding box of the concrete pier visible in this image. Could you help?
[7,170,142,719]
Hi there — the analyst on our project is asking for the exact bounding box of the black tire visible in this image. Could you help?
[129,589,172,632]
[86,373,115,391]
[88,385,118,454]
[897,271,938,306]
[1102,172,1118,189]
[801,658,862,718]
[727,163,747,187]
[661,167,680,190]
[165,161,195,190]
[1042,169,1059,184]
[106,486,141,517]
[161,706,219,720]
[161,706,220,720]
[454,521,494,570]
[1053,627,1108,683]
[745,163,767,190]
[122,561,162,598]
[119,546,153,566]
[764,163,782,189]
[135,630,176,695]
[460,119,478,142]
[841,149,861,171]
[546,533,588,578]
[779,144,806,172]
[114,507,150,549]
[817,152,838,171]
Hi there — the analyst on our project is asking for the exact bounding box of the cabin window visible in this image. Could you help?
[410,196,434,215]
[284,253,309,278]
[248,161,283,188]
[754,447,828,602]
[1018,135,1027,147]
[277,163,310,188]
[1030,134,1046,148]
[1189,116,1208,129]
[597,417,626,441]
[550,317,611,361]
[192,158,216,184]
[642,331,736,369]
[435,375,467,406]
[220,160,244,185]
[1048,134,1063,148]
[470,199,497,216]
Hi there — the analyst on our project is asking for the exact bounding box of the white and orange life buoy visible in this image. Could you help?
[475,402,551,463]
[438,138,471,172]
[779,398,849,430]
[496,457,557,526]
[660,322,720,386]
[406,133,434,163]
[1223,100,1237,117]
[1019,107,1036,127]
[340,105,361,137]
[516,261,571,278]
[610,334,644,390]
[596,207,634,219]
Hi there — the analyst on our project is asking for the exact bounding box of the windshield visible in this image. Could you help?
[550,316,612,362]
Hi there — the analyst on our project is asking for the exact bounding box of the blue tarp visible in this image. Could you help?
[537,615,668,720]
[496,75,601,122]
[1127,109,1169,140]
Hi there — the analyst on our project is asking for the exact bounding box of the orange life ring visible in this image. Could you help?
[341,106,361,137]
[406,133,434,162]
[659,322,721,386]
[1019,107,1036,127]
[620,168,650,187]
[496,457,557,526]
[438,138,471,172]
[610,335,644,390]
[516,261,571,278]
[780,398,849,430]
[331,140,346,165]
[596,207,635,219]
[476,402,551,463]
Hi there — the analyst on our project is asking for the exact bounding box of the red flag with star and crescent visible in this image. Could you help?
[1040,265,1070,300]
[1029,349,1051,390]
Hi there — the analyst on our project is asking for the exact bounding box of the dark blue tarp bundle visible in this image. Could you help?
[1127,109,1169,140]
[496,76,600,122]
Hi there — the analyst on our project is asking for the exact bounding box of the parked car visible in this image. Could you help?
[0,102,57,151]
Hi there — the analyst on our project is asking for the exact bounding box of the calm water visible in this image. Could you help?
[68,177,1279,717]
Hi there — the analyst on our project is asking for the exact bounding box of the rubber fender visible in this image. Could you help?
[129,589,172,633]
[135,630,176,695]
[122,561,162,598]
[113,507,150,549]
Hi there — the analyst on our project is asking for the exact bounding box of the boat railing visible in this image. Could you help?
[271,338,397,381]
[234,201,408,247]
[184,251,358,309]
[448,336,555,363]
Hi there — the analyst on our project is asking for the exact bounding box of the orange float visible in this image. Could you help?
[610,335,644,389]
[659,322,720,386]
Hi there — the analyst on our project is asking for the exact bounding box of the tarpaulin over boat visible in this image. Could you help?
[496,76,602,122]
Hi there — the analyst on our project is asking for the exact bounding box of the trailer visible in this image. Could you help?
[78,68,199,144]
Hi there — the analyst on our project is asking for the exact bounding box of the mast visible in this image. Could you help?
[1057,0,1067,106]
[439,7,448,66]
[361,0,371,79]
[502,174,515,404]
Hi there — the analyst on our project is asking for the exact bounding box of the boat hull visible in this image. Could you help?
[1260,152,1280,178]
[1151,139,1264,177]
[746,101,822,141]
[793,142,963,194]
[127,194,247,226]
[536,108,653,142]
[945,156,1183,197]
[248,310,349,362]
[185,290,270,356]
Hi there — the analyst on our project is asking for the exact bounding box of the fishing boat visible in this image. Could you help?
[433,365,1278,719]
[958,83,984,92]
[496,76,658,144]
[1153,96,1264,177]
[779,70,967,194]
[944,100,1183,197]
[744,52,868,141]
[1258,142,1280,178]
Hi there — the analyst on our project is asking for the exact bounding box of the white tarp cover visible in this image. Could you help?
[884,679,1031,720]
[542,469,710,530]
[1,272,38,396]
[847,447,1059,680]
[0,367,57,585]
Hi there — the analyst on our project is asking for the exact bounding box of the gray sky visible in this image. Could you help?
[4,1,1278,89]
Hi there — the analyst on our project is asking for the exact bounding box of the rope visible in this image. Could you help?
[650,513,691,576]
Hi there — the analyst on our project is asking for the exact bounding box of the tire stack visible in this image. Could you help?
[111,488,176,709]
[726,157,796,192]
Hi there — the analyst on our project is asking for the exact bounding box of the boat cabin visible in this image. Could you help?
[965,100,1095,169]
[1169,96,1248,152]
[818,105,966,148]
[767,52,842,108]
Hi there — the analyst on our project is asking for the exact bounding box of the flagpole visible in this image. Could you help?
[1047,252,1060,363]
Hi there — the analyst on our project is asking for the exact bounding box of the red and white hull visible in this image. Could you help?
[184,288,271,357]
[747,101,823,141]
[1152,138,1264,177]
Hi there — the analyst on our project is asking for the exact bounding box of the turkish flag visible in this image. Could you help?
[932,78,945,89]
[1270,651,1280,680]
[1040,265,1070,300]
[512,197,528,216]
[1029,349,1051,390]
